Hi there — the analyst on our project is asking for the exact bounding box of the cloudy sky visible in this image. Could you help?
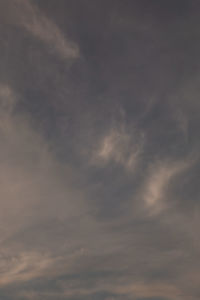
[0,0,200,299]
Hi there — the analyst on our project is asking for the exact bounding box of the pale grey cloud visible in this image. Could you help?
[1,0,79,60]
[142,160,189,215]
[91,121,144,171]
[0,84,92,288]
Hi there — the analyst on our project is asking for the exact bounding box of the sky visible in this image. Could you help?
[0,0,200,299]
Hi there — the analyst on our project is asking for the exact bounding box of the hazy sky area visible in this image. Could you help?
[0,0,200,299]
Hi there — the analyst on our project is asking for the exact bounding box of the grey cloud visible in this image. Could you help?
[0,0,79,60]
[0,1,200,299]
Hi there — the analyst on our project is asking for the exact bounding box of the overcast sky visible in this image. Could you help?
[0,1,200,299]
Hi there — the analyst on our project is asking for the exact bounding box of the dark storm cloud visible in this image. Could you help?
[0,0,200,299]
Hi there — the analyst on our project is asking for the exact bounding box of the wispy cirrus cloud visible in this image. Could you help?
[92,122,144,171]
[142,160,189,215]
[3,0,79,60]
[0,251,58,286]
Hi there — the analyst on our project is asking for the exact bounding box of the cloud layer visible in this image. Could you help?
[0,1,200,299]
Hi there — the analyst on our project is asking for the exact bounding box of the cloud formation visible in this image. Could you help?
[0,1,200,300]
[143,160,189,215]
[93,122,143,170]
[1,0,79,60]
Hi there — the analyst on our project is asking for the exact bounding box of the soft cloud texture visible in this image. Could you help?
[143,160,189,215]
[94,122,143,170]
[0,1,200,300]
[1,0,79,60]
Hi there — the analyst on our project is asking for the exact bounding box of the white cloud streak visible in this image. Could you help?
[7,0,79,59]
[143,160,188,215]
